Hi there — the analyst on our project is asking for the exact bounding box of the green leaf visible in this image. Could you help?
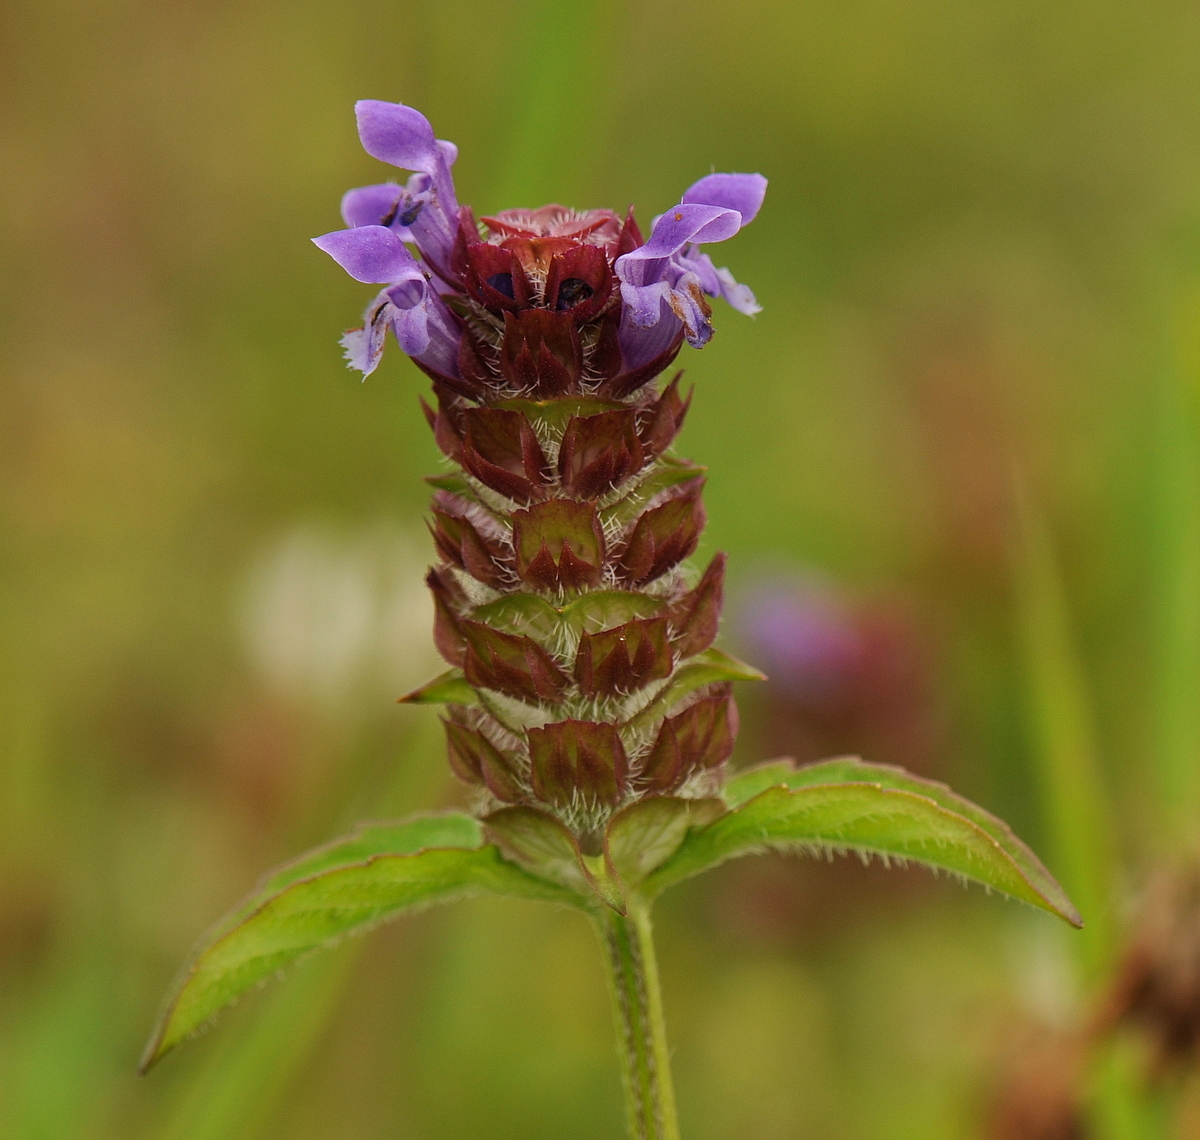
[397,670,478,706]
[483,806,628,914]
[722,757,801,808]
[250,814,483,902]
[424,472,478,498]
[474,687,556,735]
[643,758,1082,926]
[141,813,577,1071]
[470,591,666,649]
[465,646,761,739]
[486,806,627,912]
[495,395,623,433]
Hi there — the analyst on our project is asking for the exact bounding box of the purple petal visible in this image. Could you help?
[339,288,463,377]
[341,183,403,229]
[666,272,715,348]
[680,249,761,316]
[312,226,418,284]
[405,208,456,282]
[682,173,768,226]
[355,101,440,173]
[619,279,673,328]
[391,304,431,356]
[640,204,741,258]
[619,302,682,370]
[349,104,460,280]
[341,327,382,375]
[715,265,760,316]
[408,295,461,378]
[615,204,741,290]
[385,277,426,310]
[676,249,723,296]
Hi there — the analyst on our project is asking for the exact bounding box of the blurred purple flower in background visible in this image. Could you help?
[733,570,941,777]
[739,579,864,706]
[703,571,947,947]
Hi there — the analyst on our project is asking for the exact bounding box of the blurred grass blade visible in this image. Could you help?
[140,813,582,1071]
[641,757,1081,924]
[1088,1032,1173,1140]
[153,947,358,1140]
[0,952,120,1140]
[1149,284,1200,848]
[1011,490,1117,978]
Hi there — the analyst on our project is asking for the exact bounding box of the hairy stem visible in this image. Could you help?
[594,903,681,1140]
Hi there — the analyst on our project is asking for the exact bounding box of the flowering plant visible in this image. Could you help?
[142,101,1080,1140]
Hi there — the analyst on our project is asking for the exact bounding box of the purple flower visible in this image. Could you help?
[314,100,766,392]
[340,100,461,282]
[311,224,461,377]
[614,174,767,350]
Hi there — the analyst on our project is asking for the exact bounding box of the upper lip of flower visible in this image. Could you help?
[312,100,767,386]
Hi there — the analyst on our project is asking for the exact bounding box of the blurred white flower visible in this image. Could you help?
[240,522,439,710]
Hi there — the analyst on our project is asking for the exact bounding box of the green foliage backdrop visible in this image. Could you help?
[3,0,1200,1136]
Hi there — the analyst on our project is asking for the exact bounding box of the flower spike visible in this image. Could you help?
[308,101,767,835]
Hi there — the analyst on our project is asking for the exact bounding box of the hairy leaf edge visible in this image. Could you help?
[641,779,1084,928]
[724,757,1081,922]
[139,840,583,1072]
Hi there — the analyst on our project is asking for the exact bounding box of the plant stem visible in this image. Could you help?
[593,903,681,1140]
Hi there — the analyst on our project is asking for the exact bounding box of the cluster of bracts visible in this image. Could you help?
[413,205,688,402]
[417,215,743,837]
[315,101,766,847]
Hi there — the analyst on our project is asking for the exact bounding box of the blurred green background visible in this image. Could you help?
[4,0,1200,1136]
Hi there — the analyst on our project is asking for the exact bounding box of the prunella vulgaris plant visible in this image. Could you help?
[142,101,1081,1140]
